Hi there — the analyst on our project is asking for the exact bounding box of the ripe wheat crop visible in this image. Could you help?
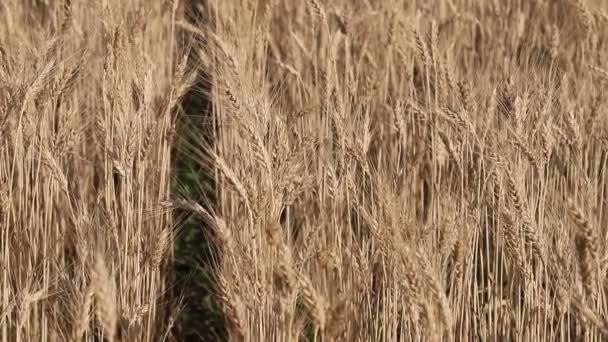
[0,1,190,341]
[3,0,608,341]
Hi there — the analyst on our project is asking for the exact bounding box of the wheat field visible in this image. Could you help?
[3,0,608,341]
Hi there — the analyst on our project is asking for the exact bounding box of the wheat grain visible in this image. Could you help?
[91,253,117,342]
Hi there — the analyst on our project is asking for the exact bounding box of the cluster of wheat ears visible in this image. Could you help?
[3,0,608,341]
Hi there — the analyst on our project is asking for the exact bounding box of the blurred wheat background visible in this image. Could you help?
[3,0,608,341]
